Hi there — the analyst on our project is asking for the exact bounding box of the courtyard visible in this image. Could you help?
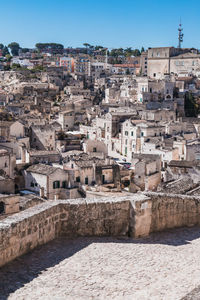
[1,227,200,299]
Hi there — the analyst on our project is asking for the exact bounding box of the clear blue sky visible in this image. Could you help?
[1,0,199,50]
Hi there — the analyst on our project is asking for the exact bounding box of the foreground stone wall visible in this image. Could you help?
[0,202,61,268]
[0,196,132,268]
[1,192,200,268]
[146,192,200,233]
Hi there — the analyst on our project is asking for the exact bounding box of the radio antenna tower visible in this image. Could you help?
[178,19,184,48]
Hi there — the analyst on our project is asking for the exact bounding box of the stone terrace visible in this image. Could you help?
[1,227,200,299]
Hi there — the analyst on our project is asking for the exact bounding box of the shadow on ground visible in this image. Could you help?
[181,286,200,300]
[0,226,200,299]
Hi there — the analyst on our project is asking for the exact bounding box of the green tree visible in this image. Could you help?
[2,46,9,56]
[83,43,90,48]
[132,49,141,56]
[21,48,30,53]
[6,54,12,62]
[124,47,133,57]
[83,43,91,54]
[95,45,104,50]
[4,65,11,71]
[11,63,22,70]
[35,43,64,54]
[141,46,145,53]
[184,92,199,117]
[8,42,20,56]
[0,44,4,50]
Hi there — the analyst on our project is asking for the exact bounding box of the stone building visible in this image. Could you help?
[130,154,161,192]
[121,119,141,160]
[0,194,19,215]
[148,47,180,79]
[0,121,25,141]
[140,50,148,76]
[64,153,120,188]
[24,164,76,200]
[28,150,61,164]
[0,177,15,194]
[30,125,56,150]
[83,139,108,159]
[139,109,176,122]
[57,110,75,131]
[0,148,16,178]
[148,47,200,79]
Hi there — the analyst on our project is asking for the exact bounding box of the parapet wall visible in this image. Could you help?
[1,192,200,268]
[0,202,61,268]
[146,192,200,233]
[0,196,132,268]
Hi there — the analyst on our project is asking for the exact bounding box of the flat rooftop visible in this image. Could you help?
[1,227,200,299]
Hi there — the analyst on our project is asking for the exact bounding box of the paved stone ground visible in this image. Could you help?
[1,227,200,300]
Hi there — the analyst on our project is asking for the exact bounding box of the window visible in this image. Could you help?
[195,153,200,160]
[0,202,5,214]
[71,164,74,169]
[125,131,128,136]
[153,73,156,77]
[62,181,67,188]
[93,147,97,152]
[31,182,34,187]
[85,177,88,184]
[141,132,144,137]
[125,147,127,155]
[76,176,80,182]
[125,139,128,145]
[131,131,134,136]
[4,162,7,168]
[53,181,60,189]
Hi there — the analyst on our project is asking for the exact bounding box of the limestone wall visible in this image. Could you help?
[1,192,200,268]
[129,192,200,238]
[0,196,131,268]
[146,192,200,233]
[0,202,61,268]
